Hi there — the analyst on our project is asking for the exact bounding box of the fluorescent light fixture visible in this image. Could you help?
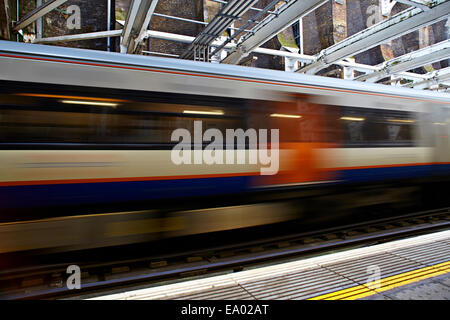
[388,119,415,123]
[183,110,224,115]
[270,113,302,119]
[61,100,119,107]
[340,116,365,121]
[433,122,447,126]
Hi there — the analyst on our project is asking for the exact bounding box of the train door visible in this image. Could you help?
[249,94,336,187]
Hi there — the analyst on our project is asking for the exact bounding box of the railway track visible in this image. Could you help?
[1,207,449,300]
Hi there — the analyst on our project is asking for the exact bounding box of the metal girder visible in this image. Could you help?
[254,47,312,63]
[143,29,313,62]
[33,29,201,46]
[296,0,450,74]
[145,29,200,44]
[395,0,432,11]
[211,0,278,15]
[208,0,281,59]
[179,0,259,60]
[403,66,450,89]
[28,25,430,85]
[35,0,43,39]
[121,0,159,54]
[27,26,440,89]
[356,39,450,82]
[221,0,328,64]
[142,30,432,82]
[0,0,10,38]
[13,0,69,32]
[32,30,122,44]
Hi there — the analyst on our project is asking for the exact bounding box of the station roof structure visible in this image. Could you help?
[11,0,450,91]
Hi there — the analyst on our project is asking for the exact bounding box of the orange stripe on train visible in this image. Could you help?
[1,161,449,187]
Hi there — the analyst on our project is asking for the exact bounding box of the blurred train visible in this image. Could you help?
[0,40,450,254]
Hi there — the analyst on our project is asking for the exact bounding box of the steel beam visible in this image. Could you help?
[107,0,111,51]
[29,26,428,84]
[395,0,432,11]
[144,29,201,44]
[150,13,254,33]
[210,0,278,15]
[222,0,327,64]
[121,0,159,54]
[28,27,438,88]
[35,0,42,39]
[0,0,10,39]
[13,0,69,32]
[32,30,122,43]
[143,30,311,60]
[356,39,450,82]
[403,66,450,89]
[142,31,432,82]
[296,0,450,74]
[210,0,283,59]
[179,0,260,60]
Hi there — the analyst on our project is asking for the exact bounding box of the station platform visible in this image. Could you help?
[93,230,450,300]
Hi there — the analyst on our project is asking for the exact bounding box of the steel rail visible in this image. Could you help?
[1,207,448,300]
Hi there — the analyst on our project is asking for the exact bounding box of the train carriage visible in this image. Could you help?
[0,40,449,253]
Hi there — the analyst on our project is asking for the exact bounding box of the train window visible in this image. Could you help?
[323,105,342,144]
[248,100,341,144]
[297,102,327,143]
[340,106,416,147]
[387,122,414,142]
[363,119,390,142]
[0,83,419,149]
[344,120,364,142]
[0,89,246,148]
[340,108,365,144]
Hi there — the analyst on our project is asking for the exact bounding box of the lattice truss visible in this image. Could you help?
[11,0,450,91]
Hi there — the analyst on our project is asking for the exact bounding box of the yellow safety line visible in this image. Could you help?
[339,262,450,300]
[308,261,450,300]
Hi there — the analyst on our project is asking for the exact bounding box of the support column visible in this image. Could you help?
[0,0,10,40]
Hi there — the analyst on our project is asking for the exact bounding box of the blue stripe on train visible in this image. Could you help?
[0,176,251,209]
[1,164,450,209]
[339,163,450,183]
[338,164,433,183]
